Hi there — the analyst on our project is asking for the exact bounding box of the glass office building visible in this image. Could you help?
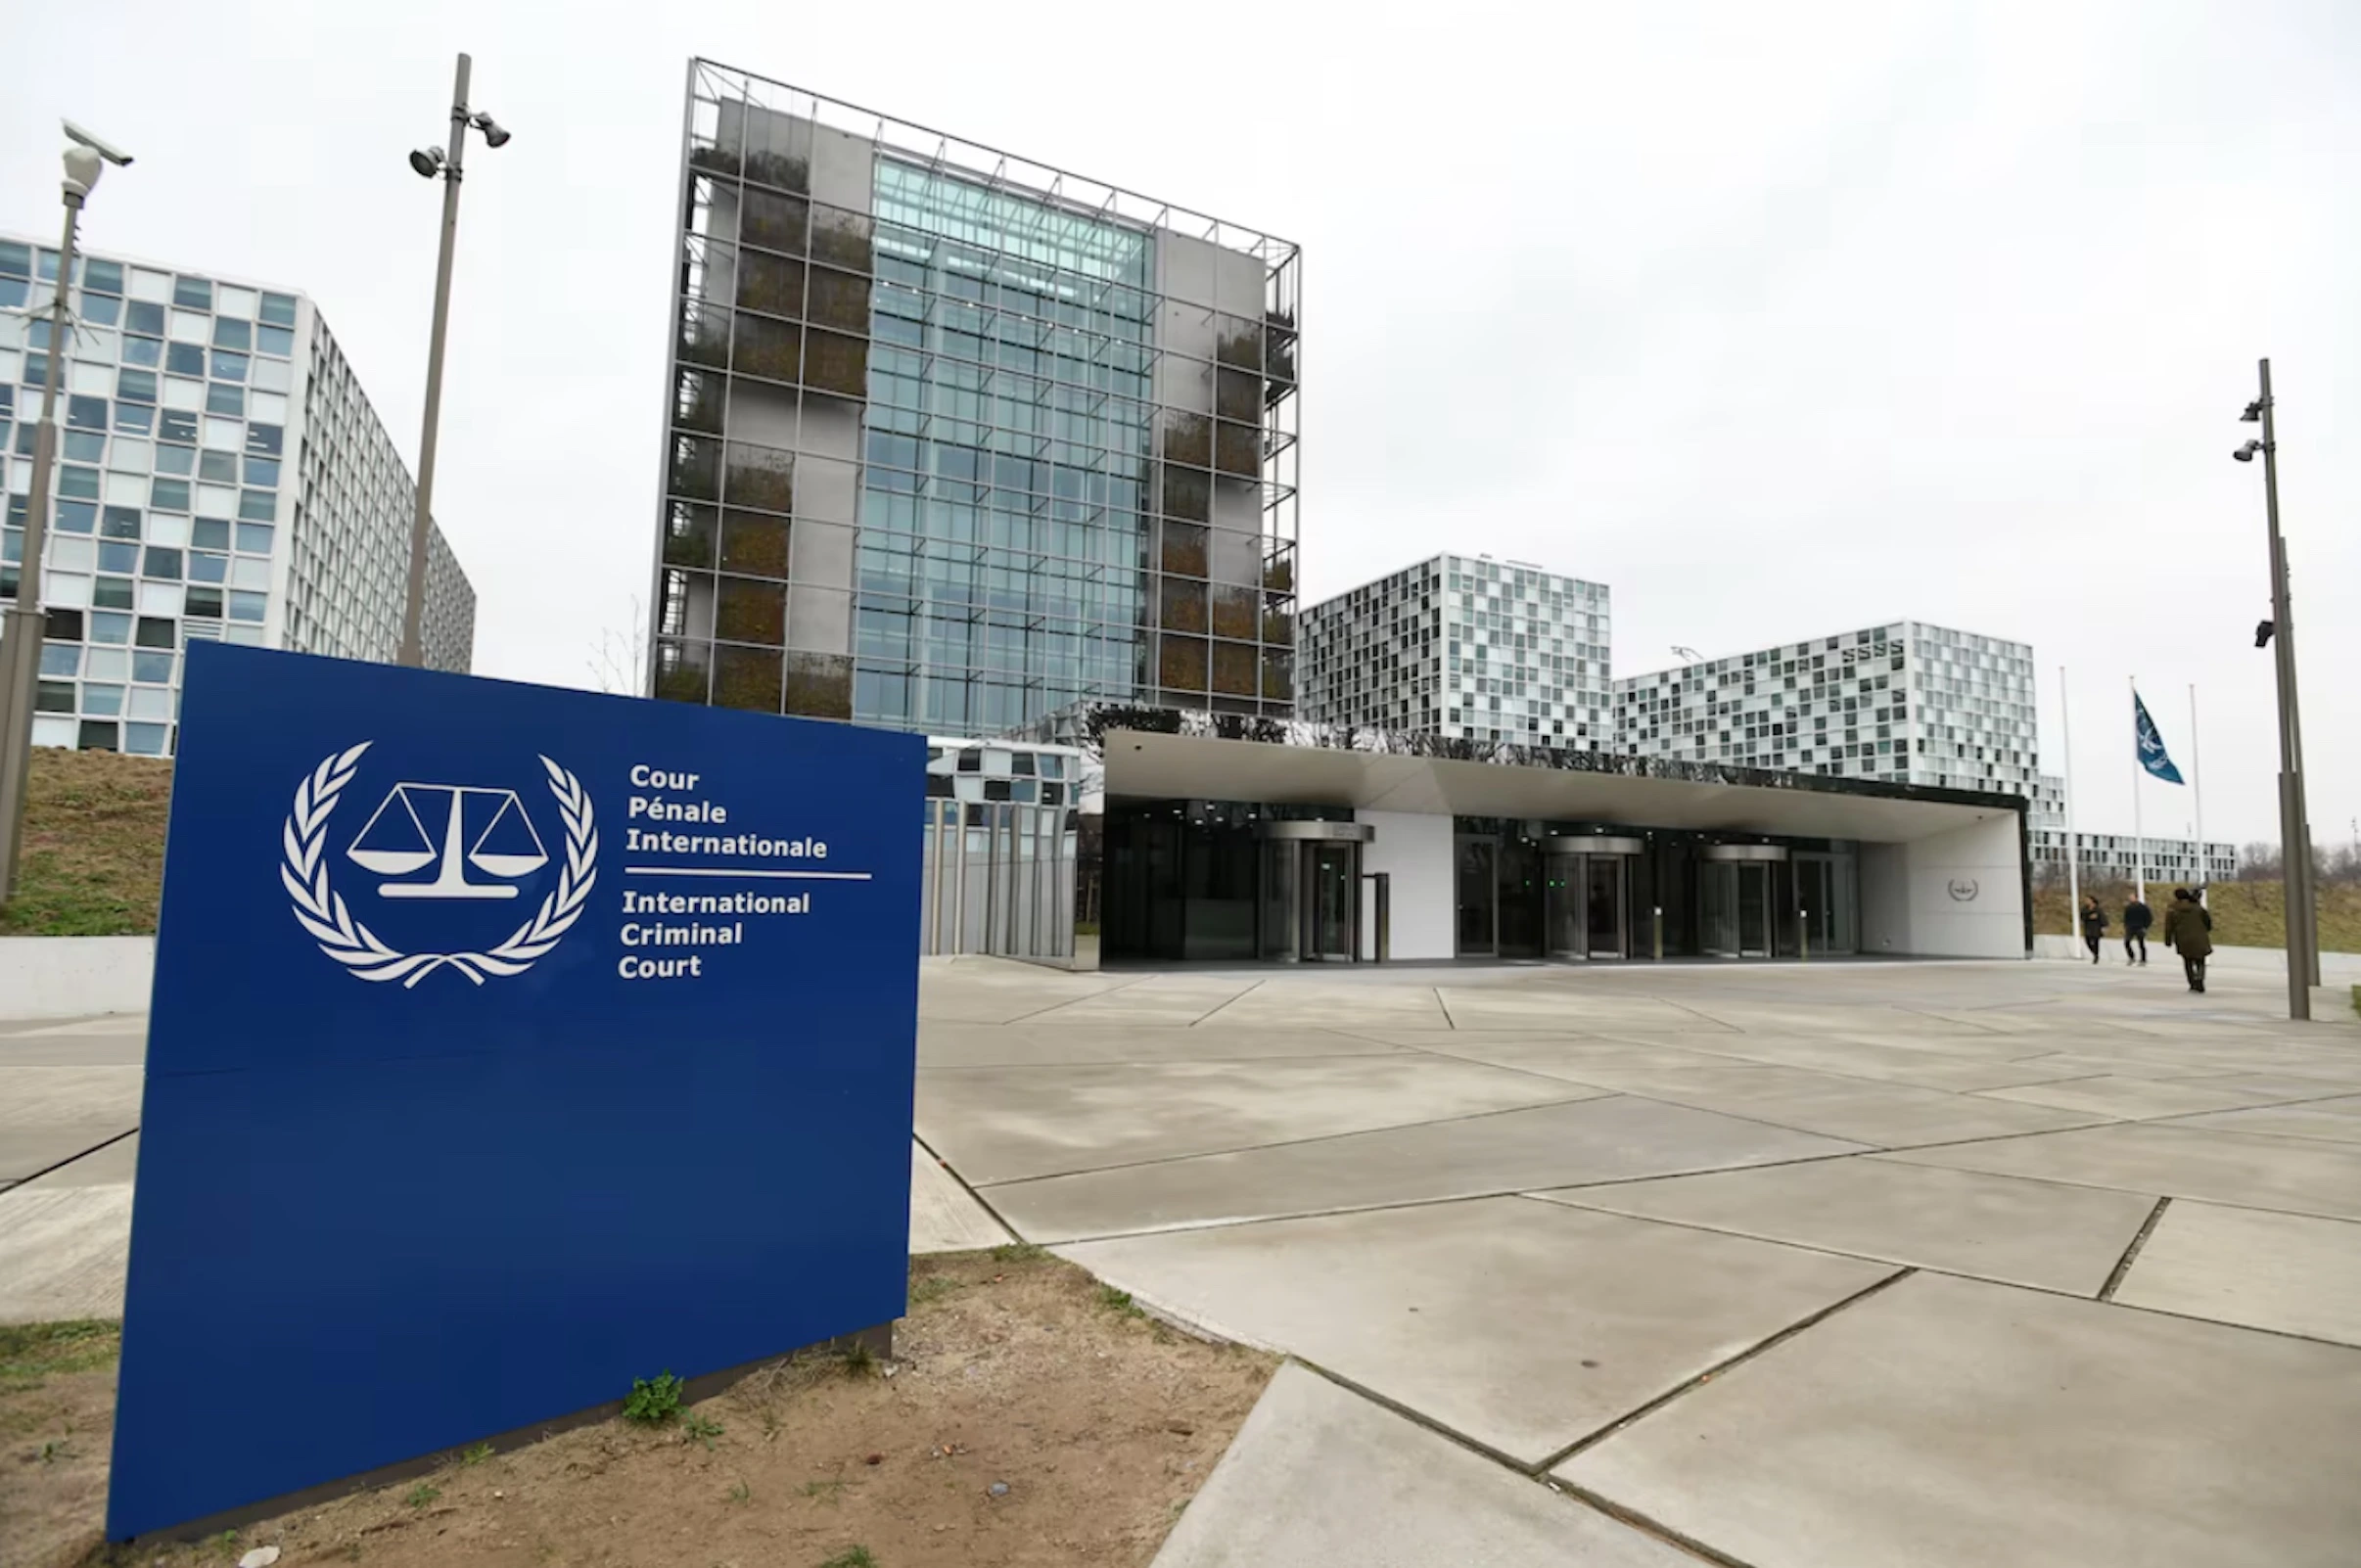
[649,61,1301,734]
[0,235,474,756]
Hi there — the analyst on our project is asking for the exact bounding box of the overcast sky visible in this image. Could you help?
[8,0,2354,851]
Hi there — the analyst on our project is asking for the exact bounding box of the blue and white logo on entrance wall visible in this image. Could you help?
[283,745,600,986]
[110,645,924,1540]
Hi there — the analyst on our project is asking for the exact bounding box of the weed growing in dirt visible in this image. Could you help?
[624,1371,683,1425]
[841,1341,874,1378]
[404,1482,440,1508]
[991,1241,1045,1263]
[681,1411,724,1450]
[458,1441,493,1466]
[727,1480,752,1503]
[1096,1285,1145,1318]
[818,1548,876,1568]
[909,1274,961,1305]
[202,1529,240,1560]
[0,1318,120,1391]
[39,1438,70,1462]
[801,1479,849,1503]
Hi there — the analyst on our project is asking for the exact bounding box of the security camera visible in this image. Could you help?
[63,119,134,167]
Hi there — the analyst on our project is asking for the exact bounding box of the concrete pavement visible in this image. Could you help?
[907,953,2361,1568]
[7,953,2359,1564]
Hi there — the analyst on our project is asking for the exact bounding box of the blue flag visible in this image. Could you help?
[2135,691,2185,784]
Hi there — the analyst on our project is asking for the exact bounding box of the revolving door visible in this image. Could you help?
[1258,820,1374,962]
[1545,836,1643,959]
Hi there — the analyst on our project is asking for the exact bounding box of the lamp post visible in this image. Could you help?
[2236,358,2315,1019]
[0,123,133,907]
[396,53,509,669]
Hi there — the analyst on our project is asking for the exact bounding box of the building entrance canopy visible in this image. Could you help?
[1097,728,2017,845]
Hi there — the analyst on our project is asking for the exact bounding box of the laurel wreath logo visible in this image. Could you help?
[281,742,599,988]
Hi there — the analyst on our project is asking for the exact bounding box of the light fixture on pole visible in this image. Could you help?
[396,54,509,669]
[2237,359,2316,1019]
[0,121,133,908]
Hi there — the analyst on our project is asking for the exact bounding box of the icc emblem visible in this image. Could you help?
[280,743,599,986]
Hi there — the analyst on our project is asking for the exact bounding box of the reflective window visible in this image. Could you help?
[172,276,212,310]
[258,293,297,327]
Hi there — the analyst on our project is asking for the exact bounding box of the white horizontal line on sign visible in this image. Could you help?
[622,866,876,881]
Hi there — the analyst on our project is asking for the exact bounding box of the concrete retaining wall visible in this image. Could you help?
[0,937,156,1020]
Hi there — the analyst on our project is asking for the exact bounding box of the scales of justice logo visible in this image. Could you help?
[280,742,599,987]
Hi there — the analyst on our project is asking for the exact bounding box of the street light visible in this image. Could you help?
[2236,358,2317,1019]
[396,53,509,669]
[0,121,133,908]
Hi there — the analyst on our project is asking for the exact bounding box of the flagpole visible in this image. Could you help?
[2129,676,2145,902]
[2060,667,2079,939]
[2189,683,2204,906]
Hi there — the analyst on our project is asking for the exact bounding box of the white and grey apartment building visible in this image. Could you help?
[1297,554,1612,751]
[1612,621,2039,794]
[2028,774,2236,886]
[0,234,474,757]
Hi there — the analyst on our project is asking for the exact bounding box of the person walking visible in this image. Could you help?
[2163,886,2213,993]
[2122,894,2153,966]
[2079,894,2107,963]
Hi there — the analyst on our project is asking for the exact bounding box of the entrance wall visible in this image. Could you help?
[1358,809,1456,960]
[1858,813,2026,957]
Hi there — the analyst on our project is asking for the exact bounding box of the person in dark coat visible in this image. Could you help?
[2079,894,2106,963]
[2163,887,2213,993]
[2122,895,2153,966]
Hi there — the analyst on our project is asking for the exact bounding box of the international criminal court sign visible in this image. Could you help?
[108,644,923,1539]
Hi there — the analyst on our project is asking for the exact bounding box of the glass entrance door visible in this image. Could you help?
[1305,844,1358,961]
[1456,836,1497,956]
[1735,861,1771,956]
[1546,857,1582,957]
[1586,855,1626,957]
[1793,853,1856,955]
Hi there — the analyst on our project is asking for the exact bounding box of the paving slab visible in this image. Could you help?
[916,960,1134,1023]
[917,1022,1410,1069]
[2160,1095,2361,1146]
[1668,1034,2103,1090]
[990,1095,1863,1241]
[0,1027,147,1066]
[1393,1035,1763,1084]
[1976,1075,2320,1120]
[1195,983,1451,1030]
[1017,976,1263,1026]
[1068,1198,1896,1464]
[0,1066,145,1129]
[1538,1060,2103,1147]
[915,1053,1597,1184]
[0,1183,132,1323]
[1533,1157,2155,1295]
[0,1126,137,1184]
[1434,990,1724,1033]
[1886,1123,2361,1222]
[908,1142,1012,1254]
[1147,1362,1695,1568]
[15,1130,138,1188]
[2114,1201,2361,1346]
[1557,1270,2361,1568]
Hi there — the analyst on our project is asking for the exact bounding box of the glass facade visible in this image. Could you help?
[653,62,1301,735]
[0,233,473,756]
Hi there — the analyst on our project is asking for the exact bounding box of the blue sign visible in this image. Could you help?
[108,644,923,1539]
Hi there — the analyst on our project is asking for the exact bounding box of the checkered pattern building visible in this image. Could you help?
[1298,554,1612,751]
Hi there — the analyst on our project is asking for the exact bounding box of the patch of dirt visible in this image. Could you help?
[15,1250,1274,1568]
[1,1320,121,1568]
